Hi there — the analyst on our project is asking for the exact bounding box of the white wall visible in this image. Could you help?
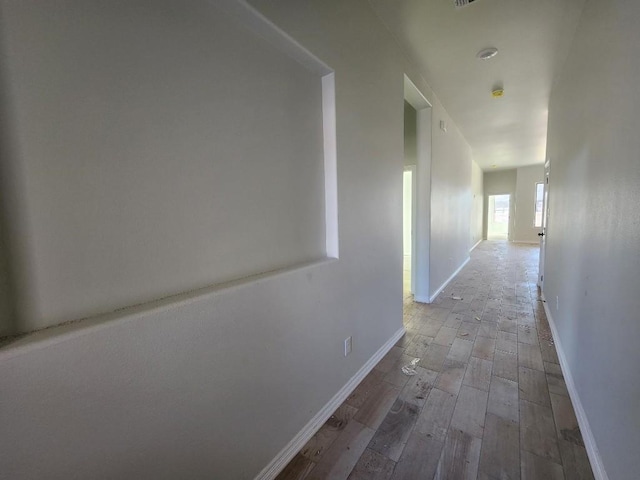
[0,1,477,478]
[429,111,474,297]
[0,222,13,336]
[0,0,329,332]
[470,160,483,249]
[0,52,21,338]
[402,170,412,256]
[483,169,516,240]
[545,0,640,478]
[513,164,544,243]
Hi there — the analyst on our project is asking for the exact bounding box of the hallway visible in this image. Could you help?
[276,241,594,480]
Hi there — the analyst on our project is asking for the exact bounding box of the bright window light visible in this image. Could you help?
[534,182,544,227]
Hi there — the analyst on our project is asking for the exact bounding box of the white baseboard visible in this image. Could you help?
[470,239,482,252]
[541,294,609,480]
[429,257,470,303]
[254,326,406,480]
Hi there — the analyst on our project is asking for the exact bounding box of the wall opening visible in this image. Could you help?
[403,75,432,303]
[403,167,415,296]
[0,0,338,334]
[487,194,510,240]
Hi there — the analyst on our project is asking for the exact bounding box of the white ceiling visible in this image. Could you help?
[368,0,586,171]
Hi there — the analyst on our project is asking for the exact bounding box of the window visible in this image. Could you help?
[534,182,544,227]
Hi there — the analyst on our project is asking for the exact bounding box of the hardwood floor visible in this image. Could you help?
[276,241,594,480]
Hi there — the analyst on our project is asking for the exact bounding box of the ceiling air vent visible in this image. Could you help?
[455,0,478,7]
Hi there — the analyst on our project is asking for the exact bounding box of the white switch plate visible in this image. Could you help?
[344,336,352,357]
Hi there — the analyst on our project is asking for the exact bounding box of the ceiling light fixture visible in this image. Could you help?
[455,0,478,7]
[476,47,498,60]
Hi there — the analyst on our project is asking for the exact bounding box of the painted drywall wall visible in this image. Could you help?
[404,101,417,166]
[430,112,473,296]
[545,0,640,478]
[0,0,328,332]
[513,165,544,243]
[0,2,402,478]
[0,134,13,336]
[402,170,412,256]
[483,169,516,240]
[0,223,12,336]
[247,1,475,309]
[0,0,476,478]
[470,160,483,249]
[0,53,22,337]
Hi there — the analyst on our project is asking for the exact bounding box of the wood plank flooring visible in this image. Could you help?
[276,241,594,480]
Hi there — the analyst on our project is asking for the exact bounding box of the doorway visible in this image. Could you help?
[403,75,432,303]
[487,194,510,240]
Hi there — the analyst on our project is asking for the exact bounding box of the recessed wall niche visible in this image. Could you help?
[0,0,337,331]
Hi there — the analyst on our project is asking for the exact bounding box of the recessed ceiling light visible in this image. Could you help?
[477,47,498,60]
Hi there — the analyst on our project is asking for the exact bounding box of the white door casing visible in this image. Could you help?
[538,160,550,289]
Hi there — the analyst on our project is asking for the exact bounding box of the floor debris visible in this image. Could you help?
[401,358,420,376]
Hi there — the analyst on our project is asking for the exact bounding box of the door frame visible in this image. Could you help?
[404,75,432,303]
[538,160,550,289]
